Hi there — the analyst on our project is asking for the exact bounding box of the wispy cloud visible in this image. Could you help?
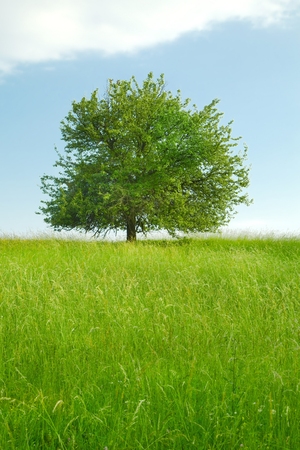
[1,0,298,75]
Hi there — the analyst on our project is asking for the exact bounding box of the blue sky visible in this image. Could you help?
[1,0,300,237]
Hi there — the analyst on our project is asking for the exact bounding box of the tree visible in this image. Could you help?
[39,73,251,241]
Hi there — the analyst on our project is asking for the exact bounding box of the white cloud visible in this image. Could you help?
[0,0,298,75]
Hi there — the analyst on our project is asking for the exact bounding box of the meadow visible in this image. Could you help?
[0,236,299,449]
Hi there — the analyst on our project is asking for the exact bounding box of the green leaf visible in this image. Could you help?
[39,73,251,241]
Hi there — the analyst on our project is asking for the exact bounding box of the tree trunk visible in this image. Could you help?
[126,214,136,241]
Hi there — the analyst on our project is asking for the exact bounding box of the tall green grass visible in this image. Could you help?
[0,237,300,449]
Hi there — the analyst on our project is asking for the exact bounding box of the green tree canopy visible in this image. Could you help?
[39,73,251,241]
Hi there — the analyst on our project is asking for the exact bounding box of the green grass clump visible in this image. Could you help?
[0,237,300,449]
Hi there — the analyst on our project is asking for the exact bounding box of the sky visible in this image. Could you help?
[1,0,300,238]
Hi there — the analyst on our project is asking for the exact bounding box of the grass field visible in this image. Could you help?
[0,237,299,449]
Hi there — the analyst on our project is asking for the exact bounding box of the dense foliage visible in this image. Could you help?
[39,73,251,240]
